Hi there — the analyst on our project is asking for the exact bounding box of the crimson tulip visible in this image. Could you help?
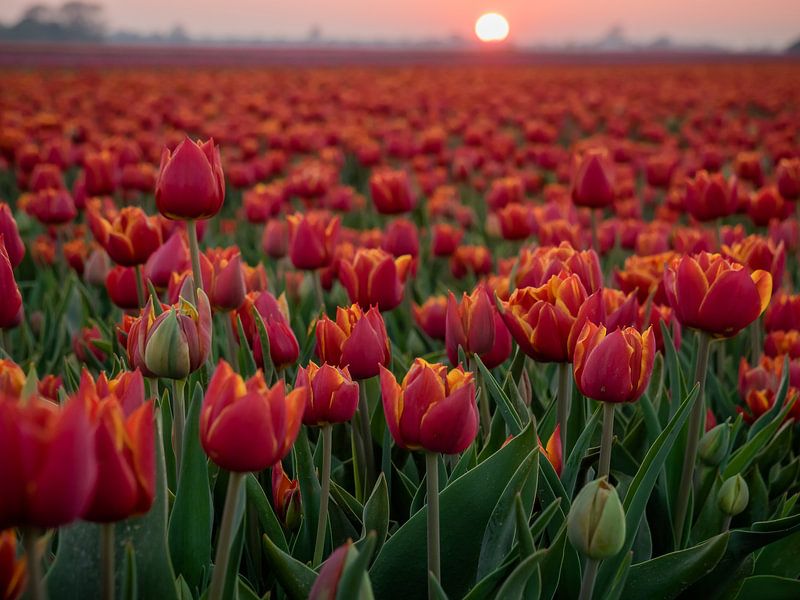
[155,138,225,220]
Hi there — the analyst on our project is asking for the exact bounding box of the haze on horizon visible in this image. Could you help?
[0,0,798,49]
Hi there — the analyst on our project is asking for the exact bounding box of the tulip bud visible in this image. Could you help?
[567,477,626,560]
[717,475,749,517]
[155,138,225,220]
[272,461,301,531]
[698,423,730,467]
[0,529,27,600]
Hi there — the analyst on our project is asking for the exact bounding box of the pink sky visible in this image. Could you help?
[2,0,798,48]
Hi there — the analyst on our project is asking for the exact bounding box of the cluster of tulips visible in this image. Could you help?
[0,62,799,600]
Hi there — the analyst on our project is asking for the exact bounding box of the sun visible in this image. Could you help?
[475,12,510,43]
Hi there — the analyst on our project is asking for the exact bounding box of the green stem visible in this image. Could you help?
[426,452,441,600]
[557,362,572,459]
[188,219,204,302]
[673,332,712,548]
[101,523,115,600]
[172,378,186,475]
[312,270,325,314]
[23,528,46,600]
[598,402,614,479]
[476,366,491,441]
[721,515,732,533]
[134,264,146,308]
[590,209,599,254]
[222,312,239,367]
[358,382,376,494]
[208,471,245,600]
[313,425,333,566]
[578,558,599,600]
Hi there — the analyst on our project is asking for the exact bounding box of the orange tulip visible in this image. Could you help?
[338,248,412,312]
[88,206,163,266]
[316,304,390,380]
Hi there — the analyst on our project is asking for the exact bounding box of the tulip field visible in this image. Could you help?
[2,59,800,600]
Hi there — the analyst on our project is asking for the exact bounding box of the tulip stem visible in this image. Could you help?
[477,368,491,442]
[101,523,115,600]
[172,378,186,475]
[590,209,599,254]
[134,264,146,308]
[673,332,712,549]
[312,270,325,314]
[313,425,333,566]
[209,471,245,600]
[599,403,614,479]
[557,362,572,459]
[358,382,376,494]
[721,515,732,533]
[578,558,599,600]
[222,313,239,367]
[22,528,46,600]
[188,220,203,301]
[425,452,441,600]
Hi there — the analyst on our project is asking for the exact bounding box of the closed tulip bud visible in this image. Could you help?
[139,291,212,380]
[308,542,351,600]
[77,370,155,522]
[271,461,301,530]
[497,203,534,240]
[0,237,23,329]
[748,187,785,227]
[430,223,463,257]
[287,212,340,270]
[295,362,359,426]
[144,232,190,289]
[382,217,419,258]
[369,169,417,214]
[500,273,587,363]
[105,265,143,310]
[338,248,412,312]
[156,138,225,220]
[568,477,626,560]
[380,359,478,454]
[664,253,771,338]
[88,206,163,266]
[201,248,247,312]
[262,218,290,259]
[683,171,739,222]
[718,475,749,517]
[776,157,800,201]
[446,286,495,364]
[698,423,730,467]
[486,176,525,211]
[26,188,77,225]
[539,425,563,475]
[235,291,299,371]
[0,395,97,529]
[83,151,117,196]
[316,304,390,380]
[573,323,656,404]
[0,204,24,268]
[571,149,615,208]
[0,360,25,397]
[0,529,26,600]
[412,296,447,340]
[200,360,305,472]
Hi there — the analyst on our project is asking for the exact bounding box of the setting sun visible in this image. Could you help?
[475,12,510,43]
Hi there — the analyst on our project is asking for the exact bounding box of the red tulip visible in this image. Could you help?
[295,362,359,426]
[683,171,739,222]
[25,188,76,225]
[571,149,615,208]
[106,265,143,310]
[764,293,800,332]
[338,248,412,312]
[638,304,682,353]
[776,157,800,201]
[486,176,525,211]
[664,252,772,337]
[262,218,290,259]
[515,243,603,293]
[568,288,639,357]
[0,204,24,268]
[539,425,563,476]
[450,245,492,279]
[764,330,800,359]
[144,232,190,289]
[412,296,447,340]
[287,212,340,270]
[748,187,786,227]
[271,460,301,530]
[369,169,416,214]
[430,223,463,257]
[83,151,117,196]
[380,359,477,454]
[0,237,22,329]
[0,360,24,397]
[156,138,225,220]
[201,248,247,312]
[382,218,419,258]
[235,291,299,371]
[445,286,496,364]
[573,322,656,403]
[89,206,162,266]
[200,360,305,472]
[316,304,390,380]
[722,235,785,291]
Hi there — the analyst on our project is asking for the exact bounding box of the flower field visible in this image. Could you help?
[1,59,800,600]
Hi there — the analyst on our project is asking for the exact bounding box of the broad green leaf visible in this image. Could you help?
[474,354,525,434]
[336,534,376,600]
[737,575,800,599]
[261,533,317,600]
[245,473,288,552]
[561,404,601,499]
[494,550,547,599]
[358,474,389,559]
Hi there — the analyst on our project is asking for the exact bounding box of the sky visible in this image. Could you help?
[1,0,798,49]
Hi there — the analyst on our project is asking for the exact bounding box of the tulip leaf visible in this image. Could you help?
[462,560,517,600]
[235,315,257,378]
[294,427,322,563]
[620,532,729,600]
[261,533,317,600]
[245,473,288,552]
[515,494,535,557]
[494,549,547,600]
[252,306,275,384]
[46,415,178,600]
[336,534,377,600]
[428,572,450,600]
[738,575,800,599]
[168,383,213,593]
[477,447,539,578]
[594,384,699,598]
[121,542,137,600]
[369,421,536,599]
[561,404,602,499]
[447,443,476,485]
[747,357,790,441]
[474,354,525,435]
[754,529,800,579]
[358,474,389,558]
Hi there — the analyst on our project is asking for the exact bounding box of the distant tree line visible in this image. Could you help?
[0,2,105,42]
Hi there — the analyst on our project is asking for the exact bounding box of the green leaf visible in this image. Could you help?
[515,494,535,557]
[620,533,729,600]
[245,473,289,553]
[168,383,212,592]
[261,533,317,600]
[295,426,322,563]
[737,575,800,599]
[494,550,547,599]
[336,534,377,600]
[369,422,537,599]
[754,530,800,579]
[747,356,790,441]
[447,444,476,485]
[46,416,178,600]
[561,404,601,499]
[358,474,389,559]
[252,305,275,384]
[474,354,525,434]
[235,315,257,378]
[428,572,450,600]
[121,542,137,600]
[594,384,699,598]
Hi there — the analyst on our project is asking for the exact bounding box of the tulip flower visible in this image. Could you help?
[568,289,639,358]
[764,293,800,332]
[747,187,785,227]
[497,203,534,240]
[571,149,615,209]
[539,424,563,476]
[295,362,359,427]
[287,212,340,270]
[450,245,492,279]
[235,291,299,371]
[25,188,77,225]
[445,286,496,365]
[88,206,163,267]
[262,218,290,259]
[28,163,64,192]
[0,237,23,330]
[638,304,682,353]
[316,304,390,381]
[271,460,301,530]
[83,151,117,196]
[776,157,800,201]
[105,265,145,310]
[155,138,225,221]
[664,252,771,338]
[683,171,739,222]
[764,330,800,359]
[614,251,675,305]
[369,169,417,214]
[144,232,190,289]
[195,247,246,312]
[722,235,785,292]
[201,360,305,600]
[383,218,419,258]
[486,176,525,210]
[412,296,447,340]
[244,183,284,224]
[338,248,412,312]
[0,529,26,600]
[430,223,463,258]
[0,360,25,396]
[515,243,603,294]
[0,204,24,268]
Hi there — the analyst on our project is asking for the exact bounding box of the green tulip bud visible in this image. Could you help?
[717,475,749,517]
[698,423,730,466]
[567,477,626,560]
[144,309,191,379]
